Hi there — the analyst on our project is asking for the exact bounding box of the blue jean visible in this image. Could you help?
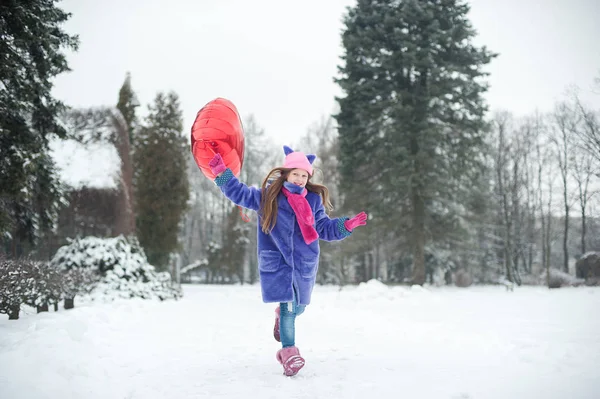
[279,291,306,348]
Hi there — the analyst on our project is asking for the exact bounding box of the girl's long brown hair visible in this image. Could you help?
[259,167,333,234]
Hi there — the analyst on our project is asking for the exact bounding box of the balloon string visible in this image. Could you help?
[238,206,251,222]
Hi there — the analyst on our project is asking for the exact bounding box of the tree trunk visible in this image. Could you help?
[64,297,75,309]
[411,192,426,285]
[541,212,547,271]
[8,305,20,320]
[501,190,514,283]
[504,246,514,283]
[546,258,550,288]
[512,251,519,281]
[527,241,534,274]
[563,208,569,273]
[545,211,552,284]
[581,207,587,254]
[37,303,49,313]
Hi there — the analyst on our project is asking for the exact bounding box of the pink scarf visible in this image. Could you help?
[281,186,319,245]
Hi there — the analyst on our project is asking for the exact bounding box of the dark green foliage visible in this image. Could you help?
[134,93,190,270]
[0,255,66,319]
[221,205,250,283]
[335,0,495,283]
[0,255,34,319]
[116,72,139,145]
[0,0,79,252]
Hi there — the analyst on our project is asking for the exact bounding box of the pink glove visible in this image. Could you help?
[344,211,367,231]
[209,153,227,176]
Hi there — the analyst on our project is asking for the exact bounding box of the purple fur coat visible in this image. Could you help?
[215,169,352,305]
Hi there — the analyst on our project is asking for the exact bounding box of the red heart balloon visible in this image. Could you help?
[190,98,245,179]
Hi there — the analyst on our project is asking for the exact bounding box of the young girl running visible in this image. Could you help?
[209,145,367,376]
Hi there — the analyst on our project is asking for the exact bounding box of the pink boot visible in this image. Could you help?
[276,346,305,376]
[273,307,281,342]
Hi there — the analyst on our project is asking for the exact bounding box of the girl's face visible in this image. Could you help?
[287,168,309,187]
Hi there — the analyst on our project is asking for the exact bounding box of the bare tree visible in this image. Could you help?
[492,112,527,283]
[567,93,600,256]
[517,113,545,274]
[571,142,598,255]
[239,115,279,283]
[574,97,600,167]
[180,156,225,279]
[534,125,557,286]
[551,102,579,273]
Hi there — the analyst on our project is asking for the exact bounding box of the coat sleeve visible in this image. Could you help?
[313,196,352,242]
[214,169,261,211]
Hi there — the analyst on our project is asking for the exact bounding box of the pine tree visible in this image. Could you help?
[134,92,190,271]
[0,0,79,255]
[116,72,139,146]
[114,74,138,236]
[335,0,495,284]
[221,205,250,283]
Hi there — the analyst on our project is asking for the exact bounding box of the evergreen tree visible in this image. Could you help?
[116,72,139,146]
[134,92,189,271]
[221,205,250,283]
[335,0,495,284]
[0,0,79,255]
[114,74,138,236]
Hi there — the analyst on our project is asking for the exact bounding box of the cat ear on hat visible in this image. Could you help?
[307,154,316,164]
[283,145,294,156]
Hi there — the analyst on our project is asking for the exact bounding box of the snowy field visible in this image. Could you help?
[1,282,598,399]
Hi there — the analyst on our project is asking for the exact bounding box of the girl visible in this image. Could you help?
[208,145,367,376]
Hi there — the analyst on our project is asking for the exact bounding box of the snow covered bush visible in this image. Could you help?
[0,255,36,319]
[575,252,600,285]
[541,268,585,288]
[454,268,473,287]
[50,235,180,301]
[24,261,64,313]
[61,267,100,309]
[0,256,65,319]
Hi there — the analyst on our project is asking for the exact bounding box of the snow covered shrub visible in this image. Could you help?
[62,267,100,309]
[1,256,28,319]
[0,256,42,319]
[24,261,64,313]
[454,268,473,287]
[50,235,180,301]
[575,252,600,286]
[424,248,456,285]
[541,268,585,288]
[180,258,209,283]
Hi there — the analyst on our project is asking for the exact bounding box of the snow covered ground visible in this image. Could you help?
[1,282,598,399]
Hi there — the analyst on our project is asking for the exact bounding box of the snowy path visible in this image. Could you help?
[1,283,598,398]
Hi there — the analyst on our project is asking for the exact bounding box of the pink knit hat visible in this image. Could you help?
[283,145,316,176]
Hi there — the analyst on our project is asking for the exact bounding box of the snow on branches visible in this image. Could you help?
[50,235,181,301]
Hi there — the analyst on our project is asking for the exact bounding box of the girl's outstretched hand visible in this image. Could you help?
[209,153,227,176]
[344,211,367,231]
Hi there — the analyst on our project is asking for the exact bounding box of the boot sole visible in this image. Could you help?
[283,356,305,376]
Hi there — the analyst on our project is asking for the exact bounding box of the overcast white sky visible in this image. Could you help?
[52,0,600,147]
